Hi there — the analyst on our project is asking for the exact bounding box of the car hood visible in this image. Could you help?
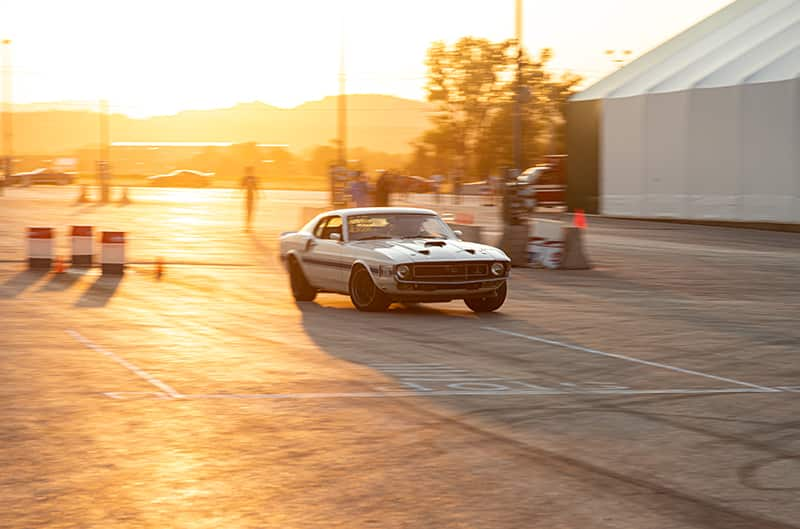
[350,238,509,263]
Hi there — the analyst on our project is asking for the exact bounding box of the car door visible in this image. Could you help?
[303,215,348,291]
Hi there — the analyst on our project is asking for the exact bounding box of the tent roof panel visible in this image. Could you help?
[571,0,759,101]
[571,0,800,101]
[653,1,800,92]
[745,44,800,81]
[696,20,800,87]
[614,0,795,97]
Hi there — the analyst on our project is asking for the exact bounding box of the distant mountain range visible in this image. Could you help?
[10,94,434,155]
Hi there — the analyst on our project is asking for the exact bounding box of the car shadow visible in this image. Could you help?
[75,274,122,307]
[0,269,49,299]
[295,297,520,369]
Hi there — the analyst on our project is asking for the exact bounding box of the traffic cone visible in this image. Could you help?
[54,256,65,274]
[155,257,164,280]
[574,209,587,229]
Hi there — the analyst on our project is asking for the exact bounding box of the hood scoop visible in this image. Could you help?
[424,241,447,247]
[417,249,430,255]
[464,248,476,254]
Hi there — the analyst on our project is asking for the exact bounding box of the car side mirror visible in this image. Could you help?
[330,232,342,242]
[453,230,463,239]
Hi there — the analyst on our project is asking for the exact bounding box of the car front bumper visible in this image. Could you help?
[378,277,507,300]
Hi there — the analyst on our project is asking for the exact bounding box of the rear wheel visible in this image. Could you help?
[465,282,507,313]
[289,257,317,302]
[349,266,391,312]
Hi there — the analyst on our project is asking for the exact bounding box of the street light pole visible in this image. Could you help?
[512,0,523,174]
[1,39,12,194]
[605,49,633,69]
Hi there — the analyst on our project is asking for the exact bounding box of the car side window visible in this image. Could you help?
[314,216,343,240]
[321,216,342,240]
[313,217,330,239]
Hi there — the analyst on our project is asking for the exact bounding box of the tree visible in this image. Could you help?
[424,37,515,175]
[412,39,582,180]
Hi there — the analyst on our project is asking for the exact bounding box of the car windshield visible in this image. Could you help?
[347,213,454,242]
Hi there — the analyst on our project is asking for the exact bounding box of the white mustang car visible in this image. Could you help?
[279,207,511,312]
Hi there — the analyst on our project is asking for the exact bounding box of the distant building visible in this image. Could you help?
[567,0,799,223]
[75,142,289,176]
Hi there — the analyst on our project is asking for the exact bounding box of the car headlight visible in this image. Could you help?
[396,264,412,280]
[490,262,506,276]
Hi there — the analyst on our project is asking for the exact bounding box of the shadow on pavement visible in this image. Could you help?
[291,295,800,529]
[0,269,49,299]
[248,230,282,268]
[38,268,88,292]
[75,274,122,307]
[69,203,103,215]
[295,298,518,369]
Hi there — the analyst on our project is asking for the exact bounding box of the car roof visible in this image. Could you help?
[323,207,438,217]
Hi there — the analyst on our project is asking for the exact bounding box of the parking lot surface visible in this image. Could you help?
[1,186,799,528]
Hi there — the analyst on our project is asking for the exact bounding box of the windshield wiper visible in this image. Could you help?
[355,235,392,241]
[400,235,443,239]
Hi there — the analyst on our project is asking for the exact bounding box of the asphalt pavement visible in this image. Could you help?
[1,186,799,529]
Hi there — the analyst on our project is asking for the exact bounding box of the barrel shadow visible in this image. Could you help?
[0,269,48,299]
[38,268,88,292]
[75,274,122,307]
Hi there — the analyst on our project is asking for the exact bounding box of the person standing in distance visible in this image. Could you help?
[241,166,260,230]
[349,170,370,208]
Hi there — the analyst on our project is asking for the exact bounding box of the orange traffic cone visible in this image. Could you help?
[155,257,164,280]
[574,209,587,229]
[54,256,65,274]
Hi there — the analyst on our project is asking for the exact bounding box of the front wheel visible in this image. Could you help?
[289,257,317,302]
[465,282,507,313]
[349,266,391,312]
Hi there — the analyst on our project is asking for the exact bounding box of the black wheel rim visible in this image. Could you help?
[353,270,375,307]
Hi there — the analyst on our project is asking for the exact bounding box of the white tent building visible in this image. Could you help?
[567,0,800,223]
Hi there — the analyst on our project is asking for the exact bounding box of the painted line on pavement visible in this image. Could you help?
[66,330,183,399]
[102,387,773,400]
[482,326,779,393]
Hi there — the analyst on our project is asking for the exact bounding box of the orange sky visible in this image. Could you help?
[1,0,733,117]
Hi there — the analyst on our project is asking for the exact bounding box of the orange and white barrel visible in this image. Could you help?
[101,231,125,275]
[27,227,54,270]
[70,226,94,268]
[540,240,564,270]
[527,236,546,265]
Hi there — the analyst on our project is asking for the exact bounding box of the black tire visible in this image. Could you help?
[464,281,507,313]
[349,266,391,312]
[289,257,317,302]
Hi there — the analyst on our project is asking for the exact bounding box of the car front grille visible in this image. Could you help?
[411,262,491,282]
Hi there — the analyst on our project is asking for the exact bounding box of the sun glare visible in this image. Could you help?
[2,0,732,116]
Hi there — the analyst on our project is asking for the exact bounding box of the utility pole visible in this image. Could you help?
[337,36,347,168]
[98,99,110,202]
[1,39,12,195]
[512,0,523,174]
[100,99,110,163]
[500,0,529,267]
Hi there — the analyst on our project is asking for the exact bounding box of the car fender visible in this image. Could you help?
[283,249,304,270]
[349,259,380,285]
